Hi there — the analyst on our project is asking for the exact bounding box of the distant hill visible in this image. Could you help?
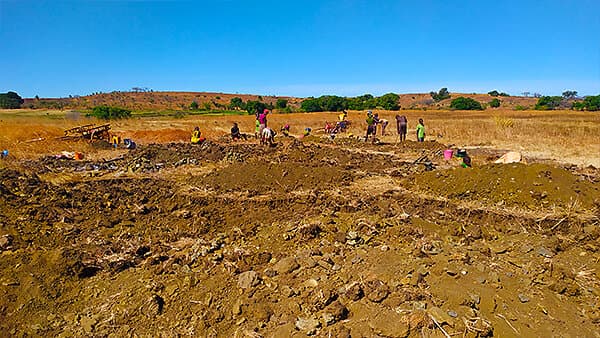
[22,91,540,111]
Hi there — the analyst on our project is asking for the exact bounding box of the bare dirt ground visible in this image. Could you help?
[1,111,600,337]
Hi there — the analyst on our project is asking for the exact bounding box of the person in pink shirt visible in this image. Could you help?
[258,109,269,135]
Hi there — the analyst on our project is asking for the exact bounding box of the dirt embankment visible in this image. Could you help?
[1,137,599,337]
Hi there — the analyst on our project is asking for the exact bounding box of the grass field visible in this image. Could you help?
[1,108,599,166]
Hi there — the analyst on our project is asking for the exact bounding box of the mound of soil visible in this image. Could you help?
[198,161,352,194]
[414,163,600,211]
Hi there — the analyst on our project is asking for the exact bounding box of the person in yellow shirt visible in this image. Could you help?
[191,126,205,144]
[111,134,120,149]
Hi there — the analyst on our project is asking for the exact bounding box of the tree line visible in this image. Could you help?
[300,93,400,112]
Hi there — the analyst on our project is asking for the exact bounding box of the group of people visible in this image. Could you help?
[364,111,425,143]
[190,109,428,147]
[111,134,137,149]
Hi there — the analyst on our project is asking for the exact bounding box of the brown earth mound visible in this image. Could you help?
[414,163,600,211]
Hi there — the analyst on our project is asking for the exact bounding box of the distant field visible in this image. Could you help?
[1,108,598,167]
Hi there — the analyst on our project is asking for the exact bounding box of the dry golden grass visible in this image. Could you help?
[1,108,599,167]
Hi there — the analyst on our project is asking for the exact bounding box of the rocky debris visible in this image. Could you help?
[518,293,530,303]
[341,282,364,301]
[238,271,260,289]
[144,294,165,317]
[321,301,348,326]
[0,234,13,251]
[537,246,554,258]
[295,317,320,335]
[346,231,363,246]
[273,257,299,275]
[365,279,390,303]
[427,306,453,325]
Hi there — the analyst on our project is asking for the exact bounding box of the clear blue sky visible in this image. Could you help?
[1,0,599,98]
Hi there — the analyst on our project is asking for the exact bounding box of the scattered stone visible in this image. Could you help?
[232,299,243,315]
[263,268,277,278]
[317,259,333,270]
[448,310,458,318]
[280,285,295,298]
[321,301,348,325]
[365,279,390,303]
[303,278,319,288]
[298,256,317,269]
[343,282,364,301]
[346,231,363,245]
[346,231,359,240]
[407,301,425,311]
[351,255,363,264]
[537,247,554,258]
[518,293,530,303]
[428,306,453,325]
[295,317,320,335]
[0,234,13,250]
[237,271,260,289]
[145,294,164,317]
[273,257,300,274]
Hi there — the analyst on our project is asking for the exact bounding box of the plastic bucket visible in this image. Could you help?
[443,149,453,160]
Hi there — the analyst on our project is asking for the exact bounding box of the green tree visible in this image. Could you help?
[430,88,450,102]
[573,95,600,111]
[0,91,24,109]
[584,95,600,110]
[450,97,483,110]
[377,93,400,110]
[275,98,288,109]
[300,98,322,112]
[229,97,245,110]
[245,100,267,115]
[318,95,347,112]
[488,90,499,97]
[489,98,501,108]
[562,90,578,99]
[90,106,131,119]
[190,101,199,110]
[535,96,562,110]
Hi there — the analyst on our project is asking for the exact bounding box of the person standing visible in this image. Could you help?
[258,108,269,136]
[396,115,408,142]
[416,118,425,142]
[365,111,376,143]
[254,111,260,139]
